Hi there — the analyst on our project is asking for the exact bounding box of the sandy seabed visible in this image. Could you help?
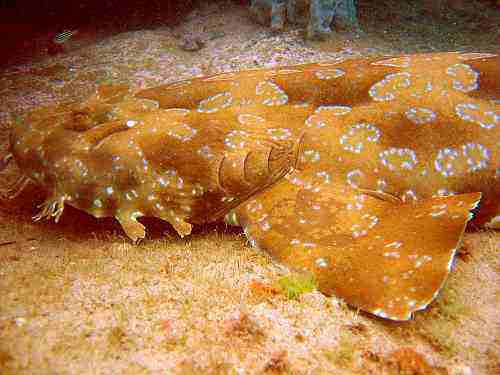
[0,1,499,373]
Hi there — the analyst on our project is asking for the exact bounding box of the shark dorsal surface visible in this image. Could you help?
[5,51,499,320]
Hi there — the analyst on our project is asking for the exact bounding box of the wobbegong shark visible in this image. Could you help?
[2,51,499,320]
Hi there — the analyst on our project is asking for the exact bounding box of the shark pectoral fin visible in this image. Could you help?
[116,213,146,243]
[233,177,481,320]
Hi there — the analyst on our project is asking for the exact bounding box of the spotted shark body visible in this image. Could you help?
[4,51,499,320]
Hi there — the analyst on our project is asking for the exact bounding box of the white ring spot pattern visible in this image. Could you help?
[368,72,412,102]
[446,64,479,93]
[339,123,381,154]
[379,148,418,171]
[455,103,498,129]
[405,107,437,125]
[197,92,233,113]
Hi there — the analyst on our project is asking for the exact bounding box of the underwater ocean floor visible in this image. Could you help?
[0,1,499,373]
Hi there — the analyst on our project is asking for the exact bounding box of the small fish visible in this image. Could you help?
[52,29,78,44]
[3,51,499,321]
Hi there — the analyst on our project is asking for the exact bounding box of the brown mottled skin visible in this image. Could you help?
[4,52,499,320]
